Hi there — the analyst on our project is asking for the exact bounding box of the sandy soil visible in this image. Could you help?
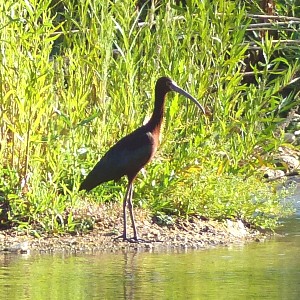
[0,203,268,254]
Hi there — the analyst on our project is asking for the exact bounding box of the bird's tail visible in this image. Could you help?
[79,175,99,192]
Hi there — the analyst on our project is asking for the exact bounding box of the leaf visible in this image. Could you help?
[77,111,100,127]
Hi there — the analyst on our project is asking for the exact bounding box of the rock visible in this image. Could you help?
[291,113,300,122]
[3,241,30,254]
[294,130,300,136]
[276,155,300,170]
[226,219,248,238]
[263,169,285,179]
[284,133,296,144]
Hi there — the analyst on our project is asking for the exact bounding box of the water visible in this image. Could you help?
[1,200,300,299]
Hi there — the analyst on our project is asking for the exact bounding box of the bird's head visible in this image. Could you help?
[156,77,176,94]
[156,77,205,114]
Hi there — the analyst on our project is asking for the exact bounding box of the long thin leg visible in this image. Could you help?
[122,181,132,240]
[128,180,153,243]
[127,182,138,240]
[116,178,154,243]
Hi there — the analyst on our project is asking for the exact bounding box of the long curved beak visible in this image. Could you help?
[169,81,205,114]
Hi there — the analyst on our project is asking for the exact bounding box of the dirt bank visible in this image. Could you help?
[0,203,268,254]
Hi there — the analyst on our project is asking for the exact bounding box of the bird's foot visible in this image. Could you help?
[113,234,153,243]
[127,237,152,243]
[113,234,126,241]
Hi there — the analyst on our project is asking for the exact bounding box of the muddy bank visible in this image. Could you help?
[0,203,267,254]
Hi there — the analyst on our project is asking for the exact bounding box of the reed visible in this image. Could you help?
[0,0,298,233]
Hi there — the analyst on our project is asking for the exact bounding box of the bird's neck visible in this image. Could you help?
[146,90,166,132]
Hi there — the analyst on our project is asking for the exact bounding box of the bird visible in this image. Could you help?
[79,77,205,242]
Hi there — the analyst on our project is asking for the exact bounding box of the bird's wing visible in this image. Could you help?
[102,128,155,178]
[80,128,155,191]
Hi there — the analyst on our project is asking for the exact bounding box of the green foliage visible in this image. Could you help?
[0,0,298,233]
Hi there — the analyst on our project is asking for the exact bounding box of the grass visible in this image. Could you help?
[0,0,299,234]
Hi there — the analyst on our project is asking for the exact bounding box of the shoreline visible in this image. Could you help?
[0,203,269,254]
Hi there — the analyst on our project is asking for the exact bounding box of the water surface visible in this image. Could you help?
[1,197,300,299]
